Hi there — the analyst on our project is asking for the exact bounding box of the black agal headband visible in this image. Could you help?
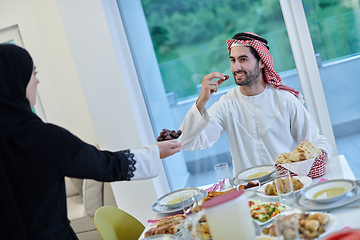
[231,32,270,50]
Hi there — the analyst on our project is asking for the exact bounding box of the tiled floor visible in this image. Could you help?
[186,133,360,187]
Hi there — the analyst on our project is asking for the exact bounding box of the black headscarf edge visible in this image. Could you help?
[232,32,270,50]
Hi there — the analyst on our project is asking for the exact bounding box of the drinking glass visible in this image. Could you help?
[180,190,199,217]
[272,170,295,207]
[180,191,199,239]
[274,214,300,240]
[214,162,232,191]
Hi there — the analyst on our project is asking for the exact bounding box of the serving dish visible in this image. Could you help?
[259,210,337,240]
[249,200,288,226]
[152,189,208,213]
[236,180,260,197]
[295,182,360,211]
[301,179,356,203]
[144,234,187,240]
[166,134,182,143]
[157,187,200,209]
[233,164,275,184]
[257,176,312,199]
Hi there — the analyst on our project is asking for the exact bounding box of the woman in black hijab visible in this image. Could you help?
[0,44,181,240]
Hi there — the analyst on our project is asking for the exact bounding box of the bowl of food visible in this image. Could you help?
[236,180,261,197]
[144,234,187,240]
[157,129,182,142]
[234,164,275,184]
[157,187,200,209]
[301,179,356,203]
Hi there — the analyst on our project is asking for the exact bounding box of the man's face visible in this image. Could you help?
[229,46,264,87]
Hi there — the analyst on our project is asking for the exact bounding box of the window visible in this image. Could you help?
[302,0,360,177]
[116,0,318,190]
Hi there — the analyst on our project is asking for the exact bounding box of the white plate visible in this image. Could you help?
[236,180,261,197]
[257,176,312,199]
[157,187,200,208]
[152,189,208,213]
[256,237,279,240]
[164,134,182,143]
[301,179,356,203]
[259,210,337,239]
[256,236,279,240]
[234,164,275,183]
[249,200,290,226]
[144,234,187,240]
[295,182,360,210]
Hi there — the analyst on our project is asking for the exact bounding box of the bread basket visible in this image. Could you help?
[275,150,328,179]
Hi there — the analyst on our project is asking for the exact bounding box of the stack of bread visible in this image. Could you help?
[274,141,322,164]
[273,141,327,179]
[145,214,184,237]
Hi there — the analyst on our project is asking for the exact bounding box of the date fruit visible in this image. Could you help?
[157,129,182,142]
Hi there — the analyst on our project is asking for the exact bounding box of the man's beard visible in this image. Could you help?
[233,62,261,86]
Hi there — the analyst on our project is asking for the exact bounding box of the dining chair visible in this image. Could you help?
[94,205,145,240]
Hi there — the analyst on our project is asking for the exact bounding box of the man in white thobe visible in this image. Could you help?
[179,32,332,176]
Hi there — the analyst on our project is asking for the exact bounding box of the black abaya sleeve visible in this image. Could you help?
[64,143,132,181]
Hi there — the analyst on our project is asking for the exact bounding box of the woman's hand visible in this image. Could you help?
[156,141,182,159]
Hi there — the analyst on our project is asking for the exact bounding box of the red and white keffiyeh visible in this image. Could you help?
[226,32,303,103]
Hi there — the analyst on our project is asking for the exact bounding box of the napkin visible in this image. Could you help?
[341,226,352,230]
[318,177,328,183]
[147,212,180,223]
[205,183,218,192]
[276,158,316,176]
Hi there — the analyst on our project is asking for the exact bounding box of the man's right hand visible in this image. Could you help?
[196,72,228,114]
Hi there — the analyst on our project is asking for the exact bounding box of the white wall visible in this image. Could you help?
[54,0,159,224]
[0,0,98,145]
[0,0,157,224]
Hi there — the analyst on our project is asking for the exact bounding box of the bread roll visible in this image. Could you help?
[145,227,156,237]
[274,152,291,164]
[265,183,278,196]
[305,219,320,231]
[289,141,321,162]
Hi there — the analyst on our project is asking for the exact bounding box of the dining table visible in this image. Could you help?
[138,154,360,239]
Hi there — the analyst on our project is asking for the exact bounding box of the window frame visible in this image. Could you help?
[103,0,337,196]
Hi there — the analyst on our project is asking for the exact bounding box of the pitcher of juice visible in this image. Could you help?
[191,190,256,240]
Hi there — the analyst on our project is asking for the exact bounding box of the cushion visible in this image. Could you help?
[82,179,103,217]
[67,194,86,220]
[72,178,84,196]
[65,177,80,197]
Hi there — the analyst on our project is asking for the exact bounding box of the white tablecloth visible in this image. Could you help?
[139,155,360,239]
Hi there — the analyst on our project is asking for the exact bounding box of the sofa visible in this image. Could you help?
[65,177,117,240]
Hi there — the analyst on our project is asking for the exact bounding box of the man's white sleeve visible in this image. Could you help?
[179,102,223,150]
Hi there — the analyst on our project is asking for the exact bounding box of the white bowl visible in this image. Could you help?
[302,179,356,203]
[257,176,312,199]
[236,180,261,197]
[162,134,182,143]
[144,234,187,240]
[157,187,200,209]
[234,164,275,183]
